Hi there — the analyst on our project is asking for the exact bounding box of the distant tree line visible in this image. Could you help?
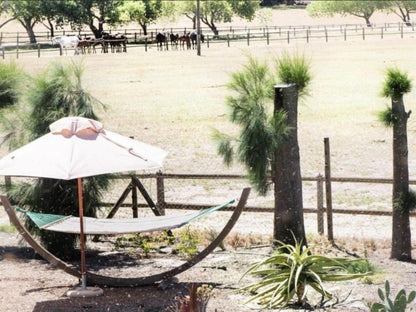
[0,0,259,43]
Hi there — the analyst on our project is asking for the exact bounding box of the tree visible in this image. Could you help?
[65,0,123,38]
[118,0,164,36]
[307,0,388,27]
[1,61,109,259]
[379,68,413,261]
[385,0,416,25]
[181,0,260,36]
[2,0,44,43]
[214,53,311,246]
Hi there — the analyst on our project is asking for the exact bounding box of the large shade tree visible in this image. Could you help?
[181,0,259,36]
[214,53,311,246]
[307,0,389,26]
[64,0,123,38]
[379,68,414,261]
[118,0,164,36]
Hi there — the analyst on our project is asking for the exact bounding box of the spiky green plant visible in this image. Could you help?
[381,68,412,100]
[240,240,369,309]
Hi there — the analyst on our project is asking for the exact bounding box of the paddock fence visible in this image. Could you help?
[4,171,416,241]
[1,21,415,59]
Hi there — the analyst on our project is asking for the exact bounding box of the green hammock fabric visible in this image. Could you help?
[15,199,236,235]
[16,207,69,228]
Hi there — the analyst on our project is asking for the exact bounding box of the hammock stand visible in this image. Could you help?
[1,187,250,287]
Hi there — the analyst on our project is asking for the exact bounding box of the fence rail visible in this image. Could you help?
[5,172,413,241]
[1,21,416,59]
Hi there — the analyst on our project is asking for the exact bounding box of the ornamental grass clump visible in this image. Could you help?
[240,240,370,309]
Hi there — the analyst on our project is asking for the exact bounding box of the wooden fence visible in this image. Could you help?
[1,21,415,59]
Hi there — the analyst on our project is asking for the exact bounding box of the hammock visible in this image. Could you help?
[16,199,235,235]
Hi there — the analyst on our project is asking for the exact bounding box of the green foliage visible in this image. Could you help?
[175,226,201,259]
[381,68,412,100]
[214,53,311,195]
[240,239,368,309]
[393,189,416,213]
[119,0,163,35]
[275,51,312,97]
[366,280,416,312]
[115,232,173,258]
[0,61,25,109]
[0,224,17,234]
[1,60,109,259]
[378,107,397,127]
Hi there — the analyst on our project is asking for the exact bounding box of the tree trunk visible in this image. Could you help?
[391,96,412,261]
[273,84,307,247]
[19,18,37,43]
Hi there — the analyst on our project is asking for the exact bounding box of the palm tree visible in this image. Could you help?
[214,52,311,246]
[379,68,413,261]
[2,61,109,259]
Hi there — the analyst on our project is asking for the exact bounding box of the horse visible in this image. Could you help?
[155,32,168,51]
[189,31,205,49]
[170,33,179,49]
[101,32,127,53]
[178,33,191,50]
[51,35,80,55]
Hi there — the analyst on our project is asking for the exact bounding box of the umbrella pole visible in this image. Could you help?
[78,177,87,290]
[66,178,103,298]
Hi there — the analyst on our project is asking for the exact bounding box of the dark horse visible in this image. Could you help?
[170,33,179,49]
[190,31,205,49]
[156,32,168,51]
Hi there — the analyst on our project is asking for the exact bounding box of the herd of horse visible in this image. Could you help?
[51,32,127,55]
[155,30,205,51]
[51,30,204,55]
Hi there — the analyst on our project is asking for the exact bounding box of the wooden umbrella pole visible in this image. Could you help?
[78,177,87,289]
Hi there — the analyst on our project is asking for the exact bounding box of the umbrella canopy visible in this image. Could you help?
[0,116,168,293]
[0,116,167,179]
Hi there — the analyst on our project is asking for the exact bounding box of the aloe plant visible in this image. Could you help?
[240,240,369,309]
[367,280,416,312]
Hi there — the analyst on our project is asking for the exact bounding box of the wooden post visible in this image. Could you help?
[324,137,334,242]
[344,28,347,41]
[156,171,165,215]
[247,31,250,46]
[37,43,40,58]
[131,177,138,218]
[145,37,147,52]
[287,31,290,44]
[16,32,19,59]
[267,30,269,45]
[325,28,328,42]
[381,27,384,39]
[227,34,230,47]
[306,29,309,43]
[317,174,324,235]
[362,27,365,40]
[4,176,11,192]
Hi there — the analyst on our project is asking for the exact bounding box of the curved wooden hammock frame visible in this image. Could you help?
[1,187,250,287]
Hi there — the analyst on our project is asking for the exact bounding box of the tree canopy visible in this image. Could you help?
[307,0,389,26]
[181,0,260,35]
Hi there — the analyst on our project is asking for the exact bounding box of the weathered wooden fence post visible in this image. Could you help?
[247,31,250,46]
[132,178,138,218]
[317,174,324,235]
[324,137,334,242]
[37,43,40,58]
[156,171,165,215]
[227,34,230,47]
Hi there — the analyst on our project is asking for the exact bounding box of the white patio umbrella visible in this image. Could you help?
[0,116,168,296]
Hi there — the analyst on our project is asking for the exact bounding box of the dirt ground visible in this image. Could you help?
[1,211,416,312]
